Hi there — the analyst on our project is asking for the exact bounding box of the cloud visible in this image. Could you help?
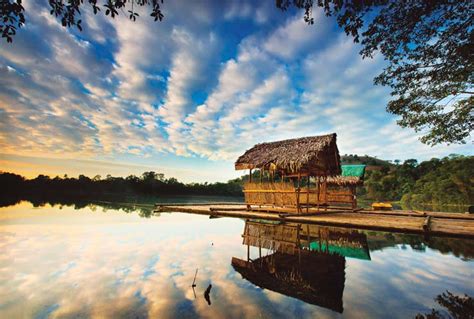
[263,11,331,60]
[0,1,471,181]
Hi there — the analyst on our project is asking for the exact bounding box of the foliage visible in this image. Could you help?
[0,0,25,43]
[0,155,472,206]
[1,0,164,43]
[415,291,474,319]
[0,171,245,202]
[359,155,473,205]
[341,154,389,166]
[280,0,474,145]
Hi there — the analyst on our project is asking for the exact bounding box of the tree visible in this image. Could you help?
[2,0,473,144]
[1,0,164,43]
[280,0,473,145]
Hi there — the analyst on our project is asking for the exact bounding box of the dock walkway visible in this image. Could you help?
[154,203,474,239]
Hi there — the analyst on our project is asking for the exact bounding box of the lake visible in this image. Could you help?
[1,200,473,318]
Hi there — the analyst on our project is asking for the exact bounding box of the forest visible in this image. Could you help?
[0,154,472,207]
[359,155,473,206]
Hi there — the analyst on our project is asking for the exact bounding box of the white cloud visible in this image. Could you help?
[263,11,330,60]
[0,2,471,181]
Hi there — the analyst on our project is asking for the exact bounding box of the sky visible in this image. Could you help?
[0,0,472,182]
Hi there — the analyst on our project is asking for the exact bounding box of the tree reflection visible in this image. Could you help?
[366,232,474,260]
[415,291,473,319]
[0,197,157,218]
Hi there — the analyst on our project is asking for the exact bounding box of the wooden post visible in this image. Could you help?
[297,224,301,263]
[296,173,301,214]
[423,216,432,232]
[352,186,357,210]
[318,229,322,251]
[306,176,310,213]
[306,224,310,249]
[316,176,320,212]
[247,169,252,211]
[245,223,250,261]
[323,175,328,211]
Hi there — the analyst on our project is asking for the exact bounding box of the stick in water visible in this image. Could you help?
[192,268,198,287]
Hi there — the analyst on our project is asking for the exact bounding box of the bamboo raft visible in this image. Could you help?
[154,203,474,239]
[156,135,474,239]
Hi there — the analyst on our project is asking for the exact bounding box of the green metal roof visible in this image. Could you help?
[341,165,366,178]
[309,241,371,260]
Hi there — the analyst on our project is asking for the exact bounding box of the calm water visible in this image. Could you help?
[1,201,473,319]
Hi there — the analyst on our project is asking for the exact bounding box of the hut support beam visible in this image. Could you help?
[306,176,310,213]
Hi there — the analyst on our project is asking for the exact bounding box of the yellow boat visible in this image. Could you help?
[372,202,393,211]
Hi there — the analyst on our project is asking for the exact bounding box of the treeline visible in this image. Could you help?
[1,154,472,207]
[0,171,245,205]
[359,155,473,205]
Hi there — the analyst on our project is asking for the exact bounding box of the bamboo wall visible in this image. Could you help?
[243,222,299,255]
[243,182,356,209]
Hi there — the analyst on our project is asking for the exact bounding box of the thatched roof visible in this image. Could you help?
[326,176,363,186]
[232,253,345,313]
[326,165,366,186]
[235,133,341,176]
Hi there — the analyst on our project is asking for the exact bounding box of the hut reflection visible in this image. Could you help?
[232,220,371,313]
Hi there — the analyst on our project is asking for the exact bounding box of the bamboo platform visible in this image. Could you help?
[154,203,474,239]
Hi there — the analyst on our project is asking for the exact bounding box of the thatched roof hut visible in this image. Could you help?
[231,253,345,313]
[326,165,366,186]
[235,133,341,176]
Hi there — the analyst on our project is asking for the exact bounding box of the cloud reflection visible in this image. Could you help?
[0,203,473,318]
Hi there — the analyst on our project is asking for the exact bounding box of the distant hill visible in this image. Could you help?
[340,154,392,167]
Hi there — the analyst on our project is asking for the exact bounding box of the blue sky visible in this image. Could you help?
[0,0,472,182]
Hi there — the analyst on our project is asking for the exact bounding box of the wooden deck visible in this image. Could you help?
[154,203,474,239]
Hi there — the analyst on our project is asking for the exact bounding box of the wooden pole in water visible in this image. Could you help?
[249,169,252,183]
[245,222,250,261]
[318,229,322,251]
[306,224,310,249]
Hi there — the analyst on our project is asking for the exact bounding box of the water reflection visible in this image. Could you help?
[232,221,346,312]
[415,291,474,318]
[1,202,473,319]
[0,196,242,219]
[232,221,377,313]
[0,197,158,217]
[365,232,474,260]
